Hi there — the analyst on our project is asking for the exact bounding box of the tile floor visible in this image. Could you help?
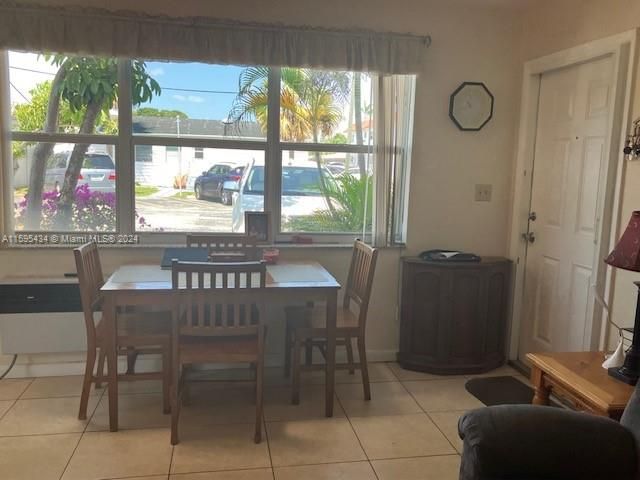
[0,362,527,480]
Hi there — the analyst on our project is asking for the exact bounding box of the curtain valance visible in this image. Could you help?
[0,1,430,74]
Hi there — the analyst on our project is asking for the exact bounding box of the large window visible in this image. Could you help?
[4,50,414,244]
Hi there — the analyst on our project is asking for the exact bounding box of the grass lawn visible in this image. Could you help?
[135,184,160,197]
[172,191,194,199]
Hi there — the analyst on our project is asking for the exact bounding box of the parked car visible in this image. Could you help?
[231,158,334,233]
[221,179,239,206]
[44,149,116,193]
[194,163,244,202]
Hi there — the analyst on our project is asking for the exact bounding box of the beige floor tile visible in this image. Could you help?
[87,393,169,431]
[171,423,271,474]
[372,455,461,480]
[117,379,164,394]
[275,461,377,480]
[336,381,421,417]
[428,411,466,453]
[351,413,455,459]
[21,375,98,399]
[0,433,80,480]
[265,385,344,421]
[466,365,523,378]
[0,400,13,418]
[403,378,484,412]
[267,418,366,467]
[0,378,33,400]
[0,396,98,436]
[179,384,259,426]
[388,363,465,382]
[171,469,273,479]
[301,362,397,385]
[62,428,172,480]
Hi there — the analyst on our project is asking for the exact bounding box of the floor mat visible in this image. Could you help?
[465,375,534,406]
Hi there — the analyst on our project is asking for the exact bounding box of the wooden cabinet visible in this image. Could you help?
[398,257,511,375]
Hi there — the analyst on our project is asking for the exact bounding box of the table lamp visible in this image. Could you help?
[605,210,640,385]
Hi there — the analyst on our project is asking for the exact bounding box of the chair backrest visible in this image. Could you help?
[621,381,640,445]
[171,260,266,337]
[343,240,379,330]
[186,234,259,261]
[73,242,104,347]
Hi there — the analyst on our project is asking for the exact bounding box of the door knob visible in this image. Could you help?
[522,232,536,244]
[528,211,537,221]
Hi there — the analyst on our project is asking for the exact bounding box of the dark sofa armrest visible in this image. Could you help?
[458,405,637,480]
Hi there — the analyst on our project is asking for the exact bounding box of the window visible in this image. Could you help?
[3,50,415,244]
[8,51,118,233]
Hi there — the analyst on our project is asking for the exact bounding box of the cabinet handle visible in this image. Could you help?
[26,295,36,301]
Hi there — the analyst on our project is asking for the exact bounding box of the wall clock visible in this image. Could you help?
[449,82,494,131]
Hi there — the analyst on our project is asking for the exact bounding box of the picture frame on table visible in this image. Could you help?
[245,211,271,244]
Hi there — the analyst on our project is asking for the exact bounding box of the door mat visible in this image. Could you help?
[465,375,535,406]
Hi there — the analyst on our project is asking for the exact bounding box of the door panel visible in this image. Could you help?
[519,54,614,359]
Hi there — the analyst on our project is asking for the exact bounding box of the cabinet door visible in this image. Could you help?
[401,265,448,360]
[484,267,509,357]
[449,269,484,365]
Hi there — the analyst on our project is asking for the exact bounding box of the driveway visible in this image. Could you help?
[136,196,234,232]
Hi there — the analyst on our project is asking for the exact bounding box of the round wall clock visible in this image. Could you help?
[449,82,494,131]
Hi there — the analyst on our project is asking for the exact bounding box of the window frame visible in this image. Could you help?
[2,55,400,245]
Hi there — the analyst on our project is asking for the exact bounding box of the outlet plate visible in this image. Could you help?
[475,184,492,202]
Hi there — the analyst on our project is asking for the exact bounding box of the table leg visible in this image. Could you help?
[105,295,119,432]
[325,290,337,417]
[531,366,550,406]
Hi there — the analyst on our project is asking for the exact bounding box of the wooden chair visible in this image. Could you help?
[284,240,378,404]
[74,242,172,420]
[186,234,259,261]
[170,260,267,445]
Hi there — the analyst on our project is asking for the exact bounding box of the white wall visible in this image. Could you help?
[0,0,526,374]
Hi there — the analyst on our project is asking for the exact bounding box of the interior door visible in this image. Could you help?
[519,55,614,359]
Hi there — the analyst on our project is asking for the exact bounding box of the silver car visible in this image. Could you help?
[44,151,116,193]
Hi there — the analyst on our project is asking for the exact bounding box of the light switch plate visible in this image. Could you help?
[475,184,492,202]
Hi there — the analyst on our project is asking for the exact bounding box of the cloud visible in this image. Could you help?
[172,94,205,103]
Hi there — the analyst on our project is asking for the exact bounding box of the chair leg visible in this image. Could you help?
[182,364,192,406]
[126,348,138,375]
[284,324,292,378]
[162,344,171,414]
[305,339,313,366]
[95,349,106,389]
[254,355,264,443]
[78,348,97,420]
[357,335,371,401]
[345,337,355,375]
[291,334,302,405]
[171,367,181,445]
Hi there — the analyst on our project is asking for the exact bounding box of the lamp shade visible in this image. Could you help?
[605,211,640,272]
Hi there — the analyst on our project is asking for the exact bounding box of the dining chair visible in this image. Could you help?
[74,242,172,420]
[186,234,259,261]
[170,260,267,444]
[284,240,378,404]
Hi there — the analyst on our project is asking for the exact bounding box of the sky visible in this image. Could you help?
[8,53,370,133]
[8,53,248,121]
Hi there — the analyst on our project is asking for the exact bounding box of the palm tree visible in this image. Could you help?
[229,67,349,213]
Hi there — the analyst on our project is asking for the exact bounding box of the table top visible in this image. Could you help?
[101,261,341,293]
[527,351,635,411]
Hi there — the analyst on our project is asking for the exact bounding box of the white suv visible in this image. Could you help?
[231,158,333,233]
[44,146,116,193]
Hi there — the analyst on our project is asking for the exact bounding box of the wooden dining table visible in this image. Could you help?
[100,261,341,432]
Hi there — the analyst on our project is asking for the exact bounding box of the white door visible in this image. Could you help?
[519,55,615,358]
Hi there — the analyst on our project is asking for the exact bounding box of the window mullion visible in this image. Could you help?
[0,51,12,236]
[116,59,134,235]
[266,67,281,241]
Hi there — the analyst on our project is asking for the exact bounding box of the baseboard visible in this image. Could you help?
[3,349,399,378]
